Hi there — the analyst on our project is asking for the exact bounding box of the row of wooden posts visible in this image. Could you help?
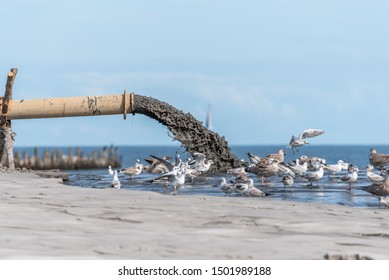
[12,146,121,170]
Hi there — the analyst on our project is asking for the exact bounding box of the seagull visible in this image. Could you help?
[183,166,198,183]
[303,164,324,186]
[363,171,389,208]
[150,154,180,177]
[119,164,143,180]
[246,152,262,165]
[168,168,186,191]
[265,149,285,163]
[287,159,308,176]
[232,172,248,184]
[324,160,346,176]
[218,177,236,196]
[227,166,247,175]
[247,179,266,197]
[369,148,389,170]
[282,175,294,190]
[298,156,326,171]
[110,170,121,189]
[108,165,114,175]
[154,167,186,191]
[246,157,279,184]
[340,165,359,190]
[365,165,385,183]
[150,155,186,191]
[190,152,214,173]
[379,197,389,208]
[144,155,172,173]
[277,163,296,177]
[234,181,250,196]
[287,129,325,154]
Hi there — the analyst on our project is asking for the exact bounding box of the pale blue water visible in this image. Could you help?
[15,145,389,208]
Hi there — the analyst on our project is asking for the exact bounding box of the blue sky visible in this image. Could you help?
[1,0,389,147]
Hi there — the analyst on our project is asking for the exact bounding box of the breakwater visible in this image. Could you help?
[13,146,121,170]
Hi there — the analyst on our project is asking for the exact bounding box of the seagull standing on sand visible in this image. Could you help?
[287,128,325,154]
[110,170,121,189]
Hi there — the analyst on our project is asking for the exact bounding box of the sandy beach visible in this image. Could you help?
[1,172,389,260]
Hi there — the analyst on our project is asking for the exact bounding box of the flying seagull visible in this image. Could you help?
[287,128,325,154]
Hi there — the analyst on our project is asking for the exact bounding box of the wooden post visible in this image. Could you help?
[1,68,18,127]
[0,68,18,169]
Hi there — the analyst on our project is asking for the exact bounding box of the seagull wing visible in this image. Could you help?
[305,171,319,180]
[150,155,175,171]
[246,152,262,164]
[340,174,351,182]
[287,135,297,148]
[191,152,206,166]
[299,129,325,139]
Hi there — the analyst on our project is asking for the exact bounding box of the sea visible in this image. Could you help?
[14,145,389,209]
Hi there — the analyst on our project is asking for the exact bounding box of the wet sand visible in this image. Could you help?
[1,172,388,259]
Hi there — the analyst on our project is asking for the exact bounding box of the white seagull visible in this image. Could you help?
[218,177,236,196]
[246,152,262,165]
[303,164,324,186]
[234,181,250,196]
[150,155,186,191]
[287,128,325,154]
[379,197,389,208]
[340,166,359,190]
[365,165,385,183]
[247,179,266,197]
[287,159,308,176]
[324,160,346,176]
[110,170,121,189]
[190,152,214,173]
[119,164,143,180]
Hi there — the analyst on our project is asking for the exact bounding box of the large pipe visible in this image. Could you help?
[7,92,134,120]
[4,92,242,171]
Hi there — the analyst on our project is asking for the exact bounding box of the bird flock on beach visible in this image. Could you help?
[107,128,389,208]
